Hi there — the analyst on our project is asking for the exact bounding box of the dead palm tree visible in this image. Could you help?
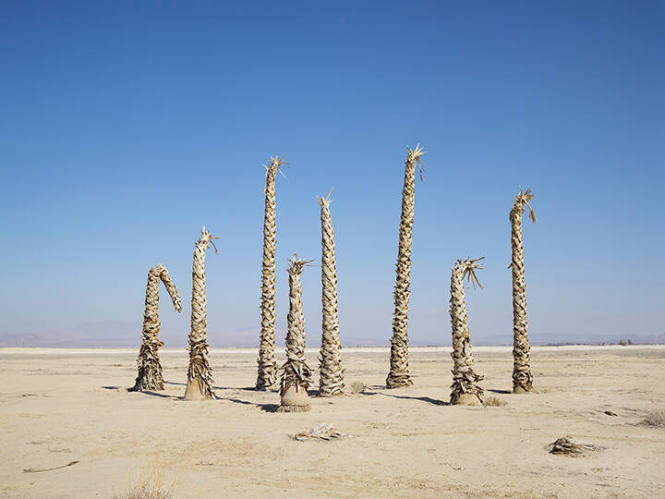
[318,191,345,396]
[386,145,424,388]
[449,258,484,406]
[183,227,218,401]
[510,189,536,393]
[277,255,313,412]
[130,264,182,392]
[256,155,286,390]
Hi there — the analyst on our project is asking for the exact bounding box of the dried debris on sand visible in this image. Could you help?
[641,410,665,428]
[548,436,601,456]
[291,423,354,441]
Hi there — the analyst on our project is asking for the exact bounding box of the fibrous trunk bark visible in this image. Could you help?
[386,145,424,388]
[278,256,312,412]
[184,227,217,401]
[449,258,484,405]
[130,264,182,392]
[256,156,284,390]
[318,193,345,397]
[511,189,535,393]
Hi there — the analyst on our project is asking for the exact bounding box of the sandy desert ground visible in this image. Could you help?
[1,345,664,498]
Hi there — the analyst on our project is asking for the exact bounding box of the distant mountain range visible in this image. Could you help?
[1,321,663,348]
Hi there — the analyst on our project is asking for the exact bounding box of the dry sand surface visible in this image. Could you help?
[1,345,664,498]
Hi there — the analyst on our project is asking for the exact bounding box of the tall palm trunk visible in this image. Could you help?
[256,156,285,390]
[449,258,484,406]
[510,189,536,393]
[277,255,313,412]
[130,264,182,392]
[184,227,218,401]
[386,145,424,388]
[318,192,345,397]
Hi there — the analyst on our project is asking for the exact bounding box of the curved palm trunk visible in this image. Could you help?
[184,227,218,401]
[318,193,345,397]
[256,156,285,390]
[387,145,424,389]
[511,189,536,393]
[130,264,182,392]
[277,256,313,412]
[449,258,485,405]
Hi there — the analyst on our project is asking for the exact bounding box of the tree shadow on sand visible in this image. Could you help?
[219,396,279,412]
[374,392,449,406]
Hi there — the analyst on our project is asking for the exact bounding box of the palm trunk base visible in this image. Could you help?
[183,378,211,401]
[512,365,533,393]
[453,391,483,406]
[386,373,413,389]
[278,384,311,412]
[255,364,279,391]
[129,369,163,392]
[129,350,164,392]
[512,381,533,393]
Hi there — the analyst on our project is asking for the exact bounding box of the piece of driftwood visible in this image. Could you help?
[291,424,353,441]
[318,191,345,397]
[387,145,424,389]
[510,189,536,393]
[184,227,218,401]
[449,258,485,406]
[130,264,182,392]
[256,155,286,391]
[24,461,79,473]
[277,255,313,412]
[549,436,601,456]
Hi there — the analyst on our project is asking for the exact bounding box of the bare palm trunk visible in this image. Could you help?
[256,156,285,390]
[510,189,536,393]
[449,258,484,406]
[184,227,218,401]
[277,255,313,412]
[318,192,345,397]
[386,145,424,388]
[130,264,182,392]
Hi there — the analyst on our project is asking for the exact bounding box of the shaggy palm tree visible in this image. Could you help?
[449,258,484,406]
[277,255,313,412]
[317,191,345,396]
[130,264,182,392]
[386,145,424,389]
[183,227,218,401]
[256,155,286,390]
[510,189,536,393]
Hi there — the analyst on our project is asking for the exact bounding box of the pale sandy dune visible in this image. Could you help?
[1,346,664,498]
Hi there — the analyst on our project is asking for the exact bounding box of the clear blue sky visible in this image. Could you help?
[1,1,663,347]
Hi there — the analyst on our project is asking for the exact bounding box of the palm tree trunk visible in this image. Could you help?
[130,264,182,392]
[318,193,345,397]
[184,227,218,401]
[449,258,484,406]
[278,256,312,412]
[386,145,424,388]
[511,189,536,393]
[256,156,285,390]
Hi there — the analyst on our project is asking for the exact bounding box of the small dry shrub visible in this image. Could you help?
[115,462,175,499]
[484,396,507,407]
[641,410,665,428]
[349,381,367,394]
